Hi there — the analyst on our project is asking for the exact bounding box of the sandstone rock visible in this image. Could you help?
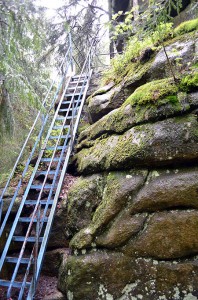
[86,71,104,98]
[66,174,105,237]
[96,210,147,248]
[123,210,198,259]
[58,251,198,300]
[76,113,198,174]
[148,39,196,81]
[124,35,197,91]
[85,34,197,124]
[48,209,70,249]
[66,166,198,253]
[78,90,198,150]
[69,170,147,249]
[87,83,131,123]
[43,290,66,300]
[130,167,198,213]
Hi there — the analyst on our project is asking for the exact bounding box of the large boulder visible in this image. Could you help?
[58,251,198,300]
[58,166,198,299]
[66,174,105,237]
[86,33,198,123]
[75,113,198,174]
[87,82,132,123]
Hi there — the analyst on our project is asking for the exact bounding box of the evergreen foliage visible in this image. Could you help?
[0,0,51,175]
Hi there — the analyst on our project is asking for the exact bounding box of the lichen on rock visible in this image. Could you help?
[58,16,198,300]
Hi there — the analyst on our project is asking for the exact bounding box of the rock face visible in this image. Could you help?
[87,33,198,123]
[58,22,198,300]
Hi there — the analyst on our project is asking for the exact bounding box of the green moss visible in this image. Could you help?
[174,18,198,36]
[179,72,198,92]
[191,62,198,70]
[163,95,178,104]
[102,36,156,84]
[123,78,178,107]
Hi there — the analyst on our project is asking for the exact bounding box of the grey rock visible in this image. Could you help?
[76,113,198,174]
[58,251,198,300]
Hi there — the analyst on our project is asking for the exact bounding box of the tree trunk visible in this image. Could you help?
[108,0,114,58]
[133,0,139,20]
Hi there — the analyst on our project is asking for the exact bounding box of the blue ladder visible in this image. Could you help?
[0,33,94,299]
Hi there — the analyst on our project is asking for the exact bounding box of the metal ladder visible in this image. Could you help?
[0,33,93,299]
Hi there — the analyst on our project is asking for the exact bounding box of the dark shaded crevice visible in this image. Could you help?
[75,158,198,177]
[131,206,198,216]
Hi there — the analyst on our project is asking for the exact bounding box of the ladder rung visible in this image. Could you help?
[64,93,82,97]
[0,279,31,288]
[61,100,81,105]
[12,236,44,242]
[59,109,70,112]
[49,135,69,140]
[56,116,73,120]
[67,87,85,91]
[72,75,87,79]
[19,217,48,222]
[69,82,85,86]
[53,125,70,129]
[70,78,87,82]
[30,184,56,189]
[45,146,66,150]
[36,170,56,175]
[59,108,79,113]
[5,257,32,264]
[25,200,54,205]
[56,117,65,120]
[40,157,66,162]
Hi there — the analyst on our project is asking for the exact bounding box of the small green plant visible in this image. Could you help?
[179,72,198,92]
[106,0,184,84]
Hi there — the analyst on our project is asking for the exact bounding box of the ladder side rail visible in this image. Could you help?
[0,74,72,274]
[0,42,72,225]
[17,203,41,300]
[71,69,93,147]
[70,75,89,144]
[69,41,95,148]
[67,51,92,143]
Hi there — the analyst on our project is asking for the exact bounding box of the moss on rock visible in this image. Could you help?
[76,113,198,174]
[69,170,147,250]
[66,174,106,236]
[58,250,198,300]
[174,18,198,36]
[124,78,178,106]
[180,72,198,92]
